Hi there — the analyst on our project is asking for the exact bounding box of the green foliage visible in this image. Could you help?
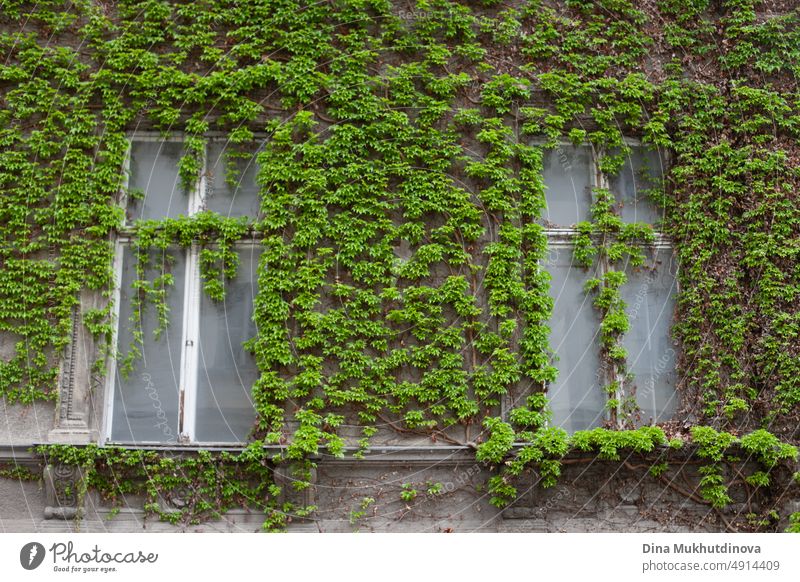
[740,430,797,469]
[426,481,444,495]
[36,443,295,530]
[476,418,515,464]
[0,0,798,532]
[691,426,739,462]
[787,513,800,534]
[570,426,667,461]
[697,465,733,509]
[400,483,418,502]
[0,463,40,481]
[688,427,797,513]
[349,496,375,525]
[481,74,531,114]
[649,462,669,478]
[744,471,770,488]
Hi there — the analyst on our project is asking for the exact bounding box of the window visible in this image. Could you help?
[104,137,263,445]
[103,136,677,444]
[540,142,678,432]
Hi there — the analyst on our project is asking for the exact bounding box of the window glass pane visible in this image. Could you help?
[544,246,605,432]
[620,248,678,424]
[204,142,261,218]
[112,246,186,443]
[195,247,261,442]
[542,145,593,227]
[127,141,187,221]
[609,146,667,224]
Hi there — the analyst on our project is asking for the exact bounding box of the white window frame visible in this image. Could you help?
[102,133,263,446]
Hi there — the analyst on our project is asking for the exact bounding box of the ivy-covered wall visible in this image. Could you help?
[0,0,798,532]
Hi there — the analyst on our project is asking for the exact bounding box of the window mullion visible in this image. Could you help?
[178,144,205,442]
[179,244,201,443]
[594,146,623,428]
[190,140,206,216]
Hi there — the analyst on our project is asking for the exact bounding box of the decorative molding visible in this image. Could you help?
[58,304,82,424]
[43,463,83,520]
[49,295,99,445]
[0,444,39,463]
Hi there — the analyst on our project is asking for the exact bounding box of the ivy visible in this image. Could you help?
[0,0,798,532]
[36,443,297,531]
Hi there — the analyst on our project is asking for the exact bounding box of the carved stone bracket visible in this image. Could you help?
[43,463,84,520]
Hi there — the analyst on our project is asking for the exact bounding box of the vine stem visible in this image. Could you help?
[625,462,739,533]
[376,413,475,449]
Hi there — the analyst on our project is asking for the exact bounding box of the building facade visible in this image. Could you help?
[0,0,798,532]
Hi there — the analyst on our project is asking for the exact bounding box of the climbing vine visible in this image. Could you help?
[0,0,798,531]
[37,443,304,531]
